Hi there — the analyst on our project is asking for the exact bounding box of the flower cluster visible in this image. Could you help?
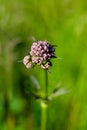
[23,40,56,69]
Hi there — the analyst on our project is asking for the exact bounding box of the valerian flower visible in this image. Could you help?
[23,55,32,68]
[23,40,56,69]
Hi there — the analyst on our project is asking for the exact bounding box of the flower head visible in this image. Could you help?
[23,55,32,69]
[23,40,56,69]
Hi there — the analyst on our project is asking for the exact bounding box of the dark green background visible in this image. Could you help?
[0,0,87,130]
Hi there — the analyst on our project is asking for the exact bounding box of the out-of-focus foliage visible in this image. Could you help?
[0,0,87,130]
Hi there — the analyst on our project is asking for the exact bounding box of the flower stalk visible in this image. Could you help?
[41,101,48,130]
[22,40,56,130]
[45,70,48,99]
[41,70,48,130]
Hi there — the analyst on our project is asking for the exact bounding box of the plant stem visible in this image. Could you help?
[41,70,48,130]
[41,101,48,130]
[45,70,48,99]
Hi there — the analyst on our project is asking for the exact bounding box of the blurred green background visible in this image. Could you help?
[0,0,87,130]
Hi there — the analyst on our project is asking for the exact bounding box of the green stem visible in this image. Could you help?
[41,70,48,130]
[45,70,48,99]
[41,101,48,130]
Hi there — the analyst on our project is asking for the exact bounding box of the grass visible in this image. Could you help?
[0,0,87,130]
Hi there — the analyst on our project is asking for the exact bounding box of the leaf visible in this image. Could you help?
[52,82,62,93]
[49,86,69,100]
[52,88,68,97]
[30,75,40,90]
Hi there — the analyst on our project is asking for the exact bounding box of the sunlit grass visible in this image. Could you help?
[0,0,87,130]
